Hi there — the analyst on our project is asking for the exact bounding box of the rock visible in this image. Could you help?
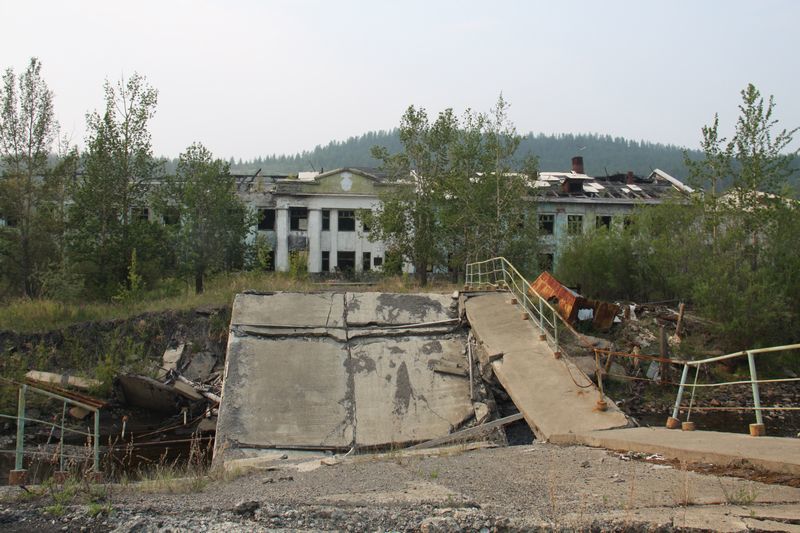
[419,516,460,533]
[232,500,260,515]
[472,401,490,424]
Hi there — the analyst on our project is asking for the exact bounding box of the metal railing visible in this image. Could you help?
[465,257,566,354]
[1,382,102,481]
[669,343,800,433]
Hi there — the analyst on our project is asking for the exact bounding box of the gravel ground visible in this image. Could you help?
[2,443,799,532]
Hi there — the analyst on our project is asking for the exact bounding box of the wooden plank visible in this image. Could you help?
[406,413,524,451]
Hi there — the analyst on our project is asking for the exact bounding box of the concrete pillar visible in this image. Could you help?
[355,219,364,272]
[329,208,338,271]
[307,208,322,273]
[275,207,289,272]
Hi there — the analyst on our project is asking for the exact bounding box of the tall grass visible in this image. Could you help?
[0,272,459,333]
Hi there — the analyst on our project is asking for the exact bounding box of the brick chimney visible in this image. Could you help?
[626,171,634,185]
[571,156,584,174]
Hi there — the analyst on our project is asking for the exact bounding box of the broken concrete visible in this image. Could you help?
[25,370,100,391]
[215,292,474,462]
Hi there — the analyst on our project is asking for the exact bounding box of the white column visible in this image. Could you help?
[329,208,338,271]
[307,208,322,273]
[355,219,364,272]
[275,207,289,272]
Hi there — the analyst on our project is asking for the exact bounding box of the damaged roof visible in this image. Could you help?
[535,168,692,202]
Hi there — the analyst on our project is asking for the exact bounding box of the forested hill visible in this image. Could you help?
[224,131,703,178]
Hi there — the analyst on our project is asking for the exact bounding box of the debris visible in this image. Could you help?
[25,370,100,391]
[117,375,202,413]
[173,380,204,401]
[183,351,216,382]
[433,361,468,377]
[472,402,490,425]
[68,406,91,420]
[158,344,185,379]
[528,272,621,331]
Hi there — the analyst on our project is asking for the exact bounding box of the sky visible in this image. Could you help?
[1,0,798,161]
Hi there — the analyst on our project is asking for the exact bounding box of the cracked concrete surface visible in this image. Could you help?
[215,292,473,462]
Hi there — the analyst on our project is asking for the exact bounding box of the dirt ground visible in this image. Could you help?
[2,443,799,532]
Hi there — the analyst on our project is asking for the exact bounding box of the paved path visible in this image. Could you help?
[464,292,629,440]
[552,427,800,476]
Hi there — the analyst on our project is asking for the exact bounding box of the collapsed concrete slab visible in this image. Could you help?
[215,292,473,461]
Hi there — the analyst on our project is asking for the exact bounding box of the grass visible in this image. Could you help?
[719,479,759,506]
[0,272,459,333]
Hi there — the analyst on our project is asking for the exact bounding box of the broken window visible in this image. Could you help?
[322,209,330,231]
[596,215,612,230]
[538,214,555,235]
[539,253,554,272]
[360,215,370,233]
[362,251,371,272]
[162,207,180,226]
[338,210,355,232]
[132,207,149,222]
[567,214,583,235]
[257,208,275,231]
[290,207,308,231]
[373,256,383,267]
[337,251,355,272]
[623,215,634,230]
[321,251,329,272]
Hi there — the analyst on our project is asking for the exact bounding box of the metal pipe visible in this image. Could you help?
[60,401,67,472]
[671,364,690,420]
[747,350,764,427]
[93,410,100,474]
[15,385,26,471]
[686,365,700,422]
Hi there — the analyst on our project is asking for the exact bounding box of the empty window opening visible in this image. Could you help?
[133,207,149,222]
[538,214,555,235]
[596,215,612,230]
[338,210,356,231]
[362,252,371,272]
[321,251,330,272]
[567,214,583,235]
[322,209,330,231]
[373,256,383,267]
[290,207,308,231]
[163,207,180,226]
[258,208,275,230]
[337,251,356,272]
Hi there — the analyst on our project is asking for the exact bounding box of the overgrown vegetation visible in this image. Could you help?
[557,84,800,357]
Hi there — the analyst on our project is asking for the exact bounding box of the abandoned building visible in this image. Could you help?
[0,157,693,273]
[235,157,692,273]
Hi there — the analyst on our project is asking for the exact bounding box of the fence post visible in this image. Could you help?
[59,401,67,472]
[93,409,101,475]
[667,364,689,429]
[10,385,28,484]
[747,350,766,436]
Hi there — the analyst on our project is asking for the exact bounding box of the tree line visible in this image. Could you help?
[0,58,251,301]
[228,130,706,179]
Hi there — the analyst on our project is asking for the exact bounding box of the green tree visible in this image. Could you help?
[0,57,60,297]
[158,143,250,293]
[369,106,458,285]
[68,73,167,297]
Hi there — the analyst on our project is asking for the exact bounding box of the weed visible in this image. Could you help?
[429,469,439,480]
[43,503,66,516]
[673,461,694,506]
[718,479,759,506]
[86,501,112,517]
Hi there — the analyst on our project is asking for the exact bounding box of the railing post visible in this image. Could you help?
[14,385,26,471]
[553,307,558,351]
[59,401,67,472]
[747,350,765,436]
[93,409,101,475]
[667,364,689,429]
[538,298,544,330]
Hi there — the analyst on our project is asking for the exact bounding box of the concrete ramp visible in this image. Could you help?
[216,292,474,457]
[465,292,629,440]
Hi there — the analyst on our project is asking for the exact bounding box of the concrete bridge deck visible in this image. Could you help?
[466,291,800,476]
[464,292,630,440]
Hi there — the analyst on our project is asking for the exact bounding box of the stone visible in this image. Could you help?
[232,500,260,515]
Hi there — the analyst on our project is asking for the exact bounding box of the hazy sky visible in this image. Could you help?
[2,0,798,160]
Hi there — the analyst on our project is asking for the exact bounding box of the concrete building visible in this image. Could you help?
[533,157,693,270]
[238,167,391,274]
[229,158,692,275]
